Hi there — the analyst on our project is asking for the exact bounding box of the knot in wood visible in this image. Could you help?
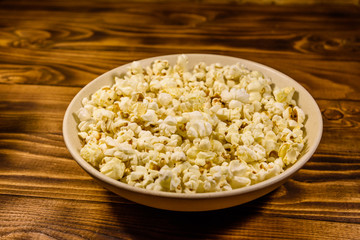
[323,108,344,120]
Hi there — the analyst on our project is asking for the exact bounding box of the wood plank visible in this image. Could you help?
[0,0,359,6]
[0,3,358,99]
[0,195,359,240]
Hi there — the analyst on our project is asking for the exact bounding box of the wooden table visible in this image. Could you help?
[1,1,359,239]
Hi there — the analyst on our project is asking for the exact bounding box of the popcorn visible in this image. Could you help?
[230,176,251,189]
[175,54,188,74]
[141,109,158,123]
[247,79,263,92]
[294,106,305,124]
[77,108,91,121]
[158,166,173,190]
[216,108,230,121]
[80,144,104,168]
[197,138,211,151]
[221,88,249,103]
[129,166,148,181]
[228,100,243,109]
[186,119,212,139]
[274,87,295,104]
[99,157,125,180]
[152,60,169,75]
[224,65,241,80]
[77,55,306,193]
[158,93,172,107]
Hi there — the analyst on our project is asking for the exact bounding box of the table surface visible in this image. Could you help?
[1,0,359,239]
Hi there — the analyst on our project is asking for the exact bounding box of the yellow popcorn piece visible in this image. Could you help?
[80,144,104,168]
[274,87,295,103]
[99,157,125,180]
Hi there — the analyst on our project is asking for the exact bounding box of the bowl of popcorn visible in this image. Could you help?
[63,54,322,211]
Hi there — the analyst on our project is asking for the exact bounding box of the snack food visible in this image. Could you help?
[76,55,306,193]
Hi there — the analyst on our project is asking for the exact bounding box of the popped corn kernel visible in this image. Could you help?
[99,157,125,180]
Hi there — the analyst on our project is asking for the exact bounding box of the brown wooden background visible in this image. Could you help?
[0,0,359,239]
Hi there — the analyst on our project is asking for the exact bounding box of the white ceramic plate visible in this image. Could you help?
[63,54,322,211]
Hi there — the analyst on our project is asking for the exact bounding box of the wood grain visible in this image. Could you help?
[0,1,359,239]
[0,1,359,98]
